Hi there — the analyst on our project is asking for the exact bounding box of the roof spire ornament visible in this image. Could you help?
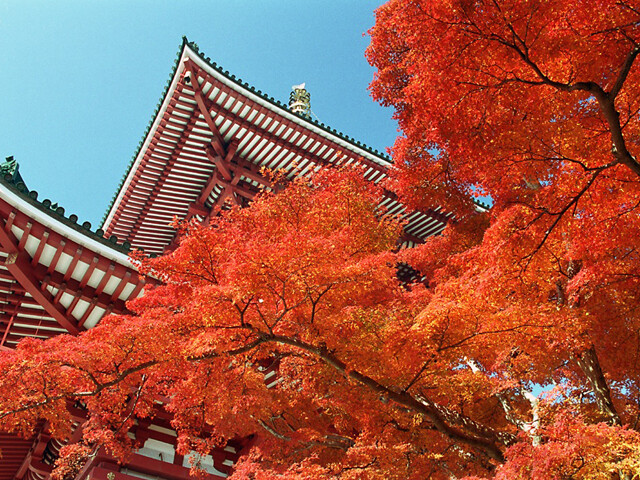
[289,83,311,119]
[0,156,26,186]
[1,156,17,176]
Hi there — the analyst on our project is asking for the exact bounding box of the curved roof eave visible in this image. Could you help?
[102,38,393,229]
[0,179,134,268]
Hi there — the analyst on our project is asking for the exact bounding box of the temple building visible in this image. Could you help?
[0,39,451,480]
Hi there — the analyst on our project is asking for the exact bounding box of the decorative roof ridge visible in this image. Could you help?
[184,39,392,164]
[0,171,132,254]
[474,199,491,210]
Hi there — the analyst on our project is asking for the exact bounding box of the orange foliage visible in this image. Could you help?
[366,0,640,477]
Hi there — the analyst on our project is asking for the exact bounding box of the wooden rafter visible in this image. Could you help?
[125,101,200,244]
[178,79,363,179]
[0,312,16,347]
[103,47,450,255]
[398,231,426,246]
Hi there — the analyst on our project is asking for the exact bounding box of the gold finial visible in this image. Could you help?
[289,83,311,119]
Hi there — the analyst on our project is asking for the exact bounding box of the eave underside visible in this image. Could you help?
[0,185,145,347]
[103,46,451,254]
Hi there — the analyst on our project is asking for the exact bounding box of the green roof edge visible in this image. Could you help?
[101,38,190,227]
[1,172,132,254]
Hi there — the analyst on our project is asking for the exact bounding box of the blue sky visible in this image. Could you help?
[0,1,397,227]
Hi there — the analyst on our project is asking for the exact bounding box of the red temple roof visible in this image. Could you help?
[0,175,145,347]
[102,38,451,255]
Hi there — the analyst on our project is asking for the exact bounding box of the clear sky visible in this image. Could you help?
[0,1,397,227]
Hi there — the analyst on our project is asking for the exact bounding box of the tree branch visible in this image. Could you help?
[484,18,640,177]
[261,333,514,462]
[609,44,640,99]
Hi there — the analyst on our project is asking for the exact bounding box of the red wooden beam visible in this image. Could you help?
[128,278,146,300]
[17,221,32,251]
[210,152,232,181]
[0,222,80,335]
[47,238,66,274]
[184,67,251,222]
[185,81,354,177]
[14,429,52,480]
[3,325,59,339]
[398,230,426,246]
[0,292,39,306]
[187,202,210,218]
[232,156,272,187]
[8,315,60,328]
[186,61,226,151]
[110,271,132,302]
[79,257,99,289]
[203,144,271,189]
[65,291,83,317]
[186,81,309,169]
[63,247,83,282]
[94,263,115,296]
[0,312,15,347]
[31,264,129,313]
[31,231,49,266]
[77,298,99,328]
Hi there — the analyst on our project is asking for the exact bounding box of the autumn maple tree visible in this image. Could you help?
[366,0,640,477]
[3,0,640,479]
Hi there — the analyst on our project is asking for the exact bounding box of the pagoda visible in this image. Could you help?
[0,39,451,480]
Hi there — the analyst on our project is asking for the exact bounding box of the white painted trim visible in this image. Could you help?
[102,53,188,229]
